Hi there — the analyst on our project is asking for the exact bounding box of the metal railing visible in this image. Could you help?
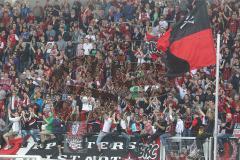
[160,136,240,160]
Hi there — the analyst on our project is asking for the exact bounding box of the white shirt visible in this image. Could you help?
[46,42,55,53]
[102,118,112,133]
[85,35,96,41]
[9,116,21,133]
[13,34,19,41]
[177,85,187,99]
[175,119,184,134]
[120,120,127,130]
[0,42,4,49]
[83,43,93,55]
[82,96,95,111]
[152,26,160,37]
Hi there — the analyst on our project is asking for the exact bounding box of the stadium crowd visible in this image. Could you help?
[0,0,239,158]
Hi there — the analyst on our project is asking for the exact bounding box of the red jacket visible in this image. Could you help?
[9,34,17,48]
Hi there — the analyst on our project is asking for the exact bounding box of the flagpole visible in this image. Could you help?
[213,34,220,160]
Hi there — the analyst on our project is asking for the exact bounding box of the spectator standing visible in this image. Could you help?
[3,109,21,150]
[39,111,54,148]
[32,0,44,21]
[217,113,235,153]
[96,112,114,152]
[147,112,167,144]
[52,113,66,155]
[113,113,130,151]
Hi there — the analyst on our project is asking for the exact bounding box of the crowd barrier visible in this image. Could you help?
[1,121,240,159]
[0,134,239,160]
[23,134,240,160]
[161,136,240,160]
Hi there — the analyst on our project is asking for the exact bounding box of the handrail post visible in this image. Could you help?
[162,144,165,160]
[160,141,165,160]
[209,137,213,160]
[203,138,209,160]
[179,134,182,154]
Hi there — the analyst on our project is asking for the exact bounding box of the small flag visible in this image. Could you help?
[144,33,161,61]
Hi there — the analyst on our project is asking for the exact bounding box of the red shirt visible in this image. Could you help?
[0,36,7,46]
[9,34,17,48]
[228,19,239,34]
[222,67,232,81]
[176,77,185,86]
[35,52,43,64]
[184,115,192,129]
[2,12,10,27]
[27,15,35,22]
[21,97,30,107]
[61,107,72,122]
[218,98,226,113]
[233,111,240,123]
[119,23,127,33]
[106,27,115,40]
[44,68,52,77]
[210,68,216,79]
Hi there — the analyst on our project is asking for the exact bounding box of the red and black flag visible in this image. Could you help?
[157,0,216,76]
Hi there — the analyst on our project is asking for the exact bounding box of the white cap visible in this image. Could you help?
[159,20,168,30]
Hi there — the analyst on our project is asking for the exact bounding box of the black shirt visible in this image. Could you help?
[204,118,214,136]
[21,118,30,130]
[28,117,38,130]
[65,45,75,59]
[156,120,167,135]
[225,120,235,135]
[89,119,100,133]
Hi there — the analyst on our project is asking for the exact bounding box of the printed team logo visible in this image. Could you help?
[64,121,88,153]
[138,144,159,160]
[66,137,84,152]
[123,139,160,160]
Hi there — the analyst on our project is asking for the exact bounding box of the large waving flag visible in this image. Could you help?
[157,0,216,76]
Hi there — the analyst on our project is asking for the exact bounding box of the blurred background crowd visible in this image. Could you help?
[0,0,239,158]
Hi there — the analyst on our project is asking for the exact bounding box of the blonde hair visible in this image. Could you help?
[206,110,214,120]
